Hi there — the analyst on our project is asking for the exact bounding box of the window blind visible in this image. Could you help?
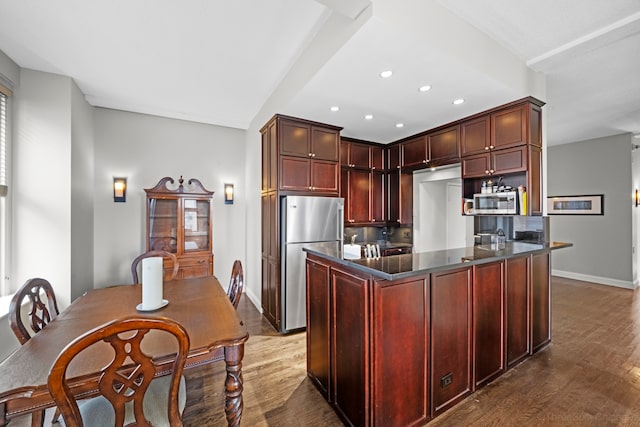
[0,90,6,196]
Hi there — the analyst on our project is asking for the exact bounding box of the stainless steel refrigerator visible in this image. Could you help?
[281,196,344,333]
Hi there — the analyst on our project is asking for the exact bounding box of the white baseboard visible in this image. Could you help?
[245,289,263,313]
[552,269,636,289]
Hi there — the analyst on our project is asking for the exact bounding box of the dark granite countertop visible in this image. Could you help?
[305,241,572,281]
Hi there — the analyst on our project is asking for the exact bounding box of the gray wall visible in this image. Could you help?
[548,133,634,287]
[71,79,95,301]
[93,108,246,288]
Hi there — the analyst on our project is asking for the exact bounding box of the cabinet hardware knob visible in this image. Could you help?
[489,145,495,149]
[490,169,495,174]
[485,146,490,151]
[485,170,490,174]
[372,166,376,170]
[308,153,312,157]
[312,153,316,157]
[397,165,400,169]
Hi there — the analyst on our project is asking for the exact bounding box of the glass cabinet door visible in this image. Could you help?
[183,199,210,252]
[148,198,178,253]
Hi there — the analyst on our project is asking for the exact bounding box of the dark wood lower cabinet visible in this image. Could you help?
[373,277,429,427]
[306,258,331,398]
[505,255,530,366]
[431,268,472,416]
[306,249,553,427]
[473,261,505,388]
[331,267,369,427]
[532,252,551,352]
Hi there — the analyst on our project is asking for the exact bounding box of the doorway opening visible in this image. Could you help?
[413,165,474,252]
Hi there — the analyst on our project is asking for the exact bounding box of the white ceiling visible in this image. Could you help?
[0,0,638,146]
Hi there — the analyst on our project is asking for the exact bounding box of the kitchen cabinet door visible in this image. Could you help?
[401,136,428,168]
[306,257,331,398]
[346,169,371,223]
[348,142,370,168]
[506,256,530,367]
[311,127,339,161]
[371,145,384,170]
[428,125,460,165]
[431,267,472,416]
[531,252,551,352]
[461,115,491,156]
[491,145,527,175]
[491,104,527,150]
[279,120,310,158]
[473,261,505,388]
[373,277,430,427]
[310,160,339,194]
[388,144,400,170]
[461,153,491,178]
[387,170,413,225]
[528,145,542,215]
[371,171,385,223]
[332,267,370,427]
[280,157,339,194]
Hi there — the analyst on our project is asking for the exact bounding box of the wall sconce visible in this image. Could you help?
[113,177,127,203]
[636,189,639,207]
[224,183,234,205]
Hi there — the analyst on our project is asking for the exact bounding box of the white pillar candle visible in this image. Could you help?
[142,257,163,310]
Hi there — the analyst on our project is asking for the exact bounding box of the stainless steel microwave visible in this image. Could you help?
[473,191,518,214]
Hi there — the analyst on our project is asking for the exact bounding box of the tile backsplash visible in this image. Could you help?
[345,225,412,245]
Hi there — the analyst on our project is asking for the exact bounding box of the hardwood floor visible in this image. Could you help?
[182,276,640,427]
[14,276,639,426]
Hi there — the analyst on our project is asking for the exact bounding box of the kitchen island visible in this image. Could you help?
[304,241,571,427]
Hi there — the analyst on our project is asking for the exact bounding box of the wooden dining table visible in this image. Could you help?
[0,275,249,427]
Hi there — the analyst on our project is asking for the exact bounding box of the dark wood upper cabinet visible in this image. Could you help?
[341,139,386,170]
[279,119,310,158]
[349,142,370,168]
[491,104,528,150]
[428,126,460,165]
[312,127,340,161]
[388,144,400,170]
[401,136,428,168]
[460,116,491,156]
[371,145,384,170]
[279,118,339,162]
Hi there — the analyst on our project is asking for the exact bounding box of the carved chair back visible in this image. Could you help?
[131,250,179,284]
[227,260,244,309]
[9,278,60,345]
[48,316,190,427]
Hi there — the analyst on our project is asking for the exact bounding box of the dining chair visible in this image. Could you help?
[9,278,60,426]
[210,260,244,364]
[9,277,60,345]
[131,250,179,284]
[47,316,190,427]
[227,260,244,309]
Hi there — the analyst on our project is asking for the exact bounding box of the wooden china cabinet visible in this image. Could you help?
[145,176,214,279]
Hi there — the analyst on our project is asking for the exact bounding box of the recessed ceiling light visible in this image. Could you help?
[396,123,404,128]
[380,70,393,78]
[419,85,431,92]
[453,98,465,105]
[365,114,373,120]
[330,106,339,112]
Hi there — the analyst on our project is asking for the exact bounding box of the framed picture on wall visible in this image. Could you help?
[547,194,604,215]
